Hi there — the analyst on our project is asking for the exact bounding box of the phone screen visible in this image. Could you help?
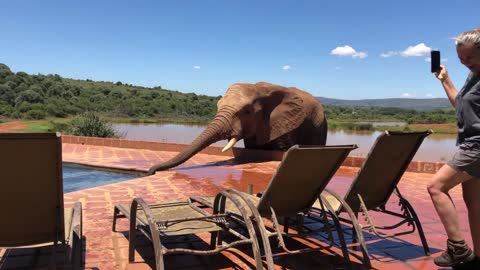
[431,50,441,73]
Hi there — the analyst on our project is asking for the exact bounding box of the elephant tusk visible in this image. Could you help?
[222,137,238,152]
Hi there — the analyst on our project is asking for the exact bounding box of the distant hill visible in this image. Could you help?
[317,97,451,111]
[0,63,218,121]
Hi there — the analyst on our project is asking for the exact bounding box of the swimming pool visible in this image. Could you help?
[63,165,139,192]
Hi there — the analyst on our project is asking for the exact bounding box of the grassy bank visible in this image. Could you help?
[108,116,212,125]
[7,118,457,135]
[0,115,212,133]
[329,120,457,134]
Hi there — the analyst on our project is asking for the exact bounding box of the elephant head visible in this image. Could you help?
[147,82,327,174]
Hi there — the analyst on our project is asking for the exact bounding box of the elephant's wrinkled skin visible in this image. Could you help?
[148,82,327,174]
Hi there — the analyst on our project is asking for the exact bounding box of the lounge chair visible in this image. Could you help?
[0,133,82,270]
[112,144,356,269]
[190,144,358,269]
[113,184,269,269]
[315,130,432,269]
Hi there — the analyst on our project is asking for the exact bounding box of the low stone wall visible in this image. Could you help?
[62,135,444,174]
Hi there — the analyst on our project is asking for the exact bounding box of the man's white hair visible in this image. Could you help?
[456,28,480,49]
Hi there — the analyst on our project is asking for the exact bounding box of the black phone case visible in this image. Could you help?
[431,50,441,73]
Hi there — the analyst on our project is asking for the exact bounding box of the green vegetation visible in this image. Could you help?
[328,121,374,131]
[52,112,120,138]
[324,106,456,124]
[0,63,217,123]
[22,121,53,132]
[0,62,457,136]
[319,97,450,111]
[325,106,457,134]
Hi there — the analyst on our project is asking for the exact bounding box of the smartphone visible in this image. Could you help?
[431,50,441,73]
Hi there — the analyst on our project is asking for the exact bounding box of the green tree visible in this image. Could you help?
[15,89,44,105]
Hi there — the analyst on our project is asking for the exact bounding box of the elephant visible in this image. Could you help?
[147,82,328,174]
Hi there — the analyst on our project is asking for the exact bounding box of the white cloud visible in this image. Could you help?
[334,66,342,70]
[330,45,368,59]
[401,93,413,97]
[353,52,368,59]
[425,93,434,97]
[282,65,291,70]
[193,66,201,69]
[400,43,431,57]
[380,51,398,58]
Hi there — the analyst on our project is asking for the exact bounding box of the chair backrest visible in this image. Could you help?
[342,130,431,213]
[257,144,357,217]
[0,133,65,247]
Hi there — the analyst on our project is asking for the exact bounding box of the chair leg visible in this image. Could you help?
[225,189,274,270]
[283,217,290,234]
[320,197,353,270]
[210,231,219,249]
[70,202,83,270]
[352,212,358,249]
[338,199,371,268]
[323,189,371,269]
[349,211,371,269]
[129,198,165,270]
[128,208,137,263]
[217,230,224,246]
[401,198,431,256]
[49,241,58,270]
[112,206,119,232]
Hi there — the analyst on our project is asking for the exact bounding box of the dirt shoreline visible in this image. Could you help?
[0,121,27,132]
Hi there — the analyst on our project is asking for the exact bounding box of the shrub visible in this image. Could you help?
[332,122,373,131]
[61,112,120,138]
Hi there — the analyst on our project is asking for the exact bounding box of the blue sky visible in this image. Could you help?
[0,1,478,99]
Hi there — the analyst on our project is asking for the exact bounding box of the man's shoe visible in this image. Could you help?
[434,239,475,267]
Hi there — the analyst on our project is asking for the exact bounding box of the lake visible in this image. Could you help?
[113,123,458,162]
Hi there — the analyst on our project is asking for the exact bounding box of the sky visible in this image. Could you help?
[0,0,478,99]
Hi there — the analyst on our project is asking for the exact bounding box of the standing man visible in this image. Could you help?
[427,28,480,268]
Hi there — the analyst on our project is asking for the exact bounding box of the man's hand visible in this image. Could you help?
[435,65,449,82]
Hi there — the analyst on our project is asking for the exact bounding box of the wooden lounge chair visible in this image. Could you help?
[191,144,358,269]
[113,185,269,269]
[0,133,82,270]
[316,130,432,269]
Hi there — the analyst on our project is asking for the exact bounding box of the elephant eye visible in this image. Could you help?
[242,105,255,116]
[244,108,254,115]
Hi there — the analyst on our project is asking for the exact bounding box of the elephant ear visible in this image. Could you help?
[256,90,306,145]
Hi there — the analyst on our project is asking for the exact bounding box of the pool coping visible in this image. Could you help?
[62,135,445,174]
[63,161,146,176]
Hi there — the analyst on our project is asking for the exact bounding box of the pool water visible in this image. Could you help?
[63,165,138,192]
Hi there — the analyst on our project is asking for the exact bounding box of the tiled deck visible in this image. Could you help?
[0,139,474,269]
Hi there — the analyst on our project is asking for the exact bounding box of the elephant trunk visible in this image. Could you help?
[147,112,232,175]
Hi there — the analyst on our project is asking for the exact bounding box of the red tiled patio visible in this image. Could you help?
[0,136,474,269]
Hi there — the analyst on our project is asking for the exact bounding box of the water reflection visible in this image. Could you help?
[113,123,457,162]
[171,165,272,194]
[326,130,457,162]
[356,121,406,127]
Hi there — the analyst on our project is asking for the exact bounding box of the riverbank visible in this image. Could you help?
[330,121,456,134]
[0,120,27,132]
[0,118,458,134]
